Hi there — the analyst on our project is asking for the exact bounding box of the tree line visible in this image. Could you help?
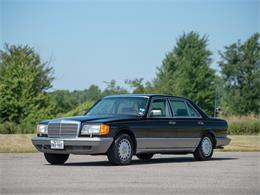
[0,32,259,133]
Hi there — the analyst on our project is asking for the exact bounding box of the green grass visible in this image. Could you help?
[0,134,259,153]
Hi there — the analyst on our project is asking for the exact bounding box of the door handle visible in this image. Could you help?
[198,121,204,125]
[169,121,176,125]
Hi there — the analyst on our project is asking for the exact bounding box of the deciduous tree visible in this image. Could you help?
[0,44,54,124]
[219,33,260,115]
[154,32,216,115]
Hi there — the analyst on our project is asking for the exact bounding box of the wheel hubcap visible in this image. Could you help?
[118,138,131,161]
[201,137,212,157]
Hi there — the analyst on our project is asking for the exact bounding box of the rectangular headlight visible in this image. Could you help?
[81,124,109,136]
[36,124,48,135]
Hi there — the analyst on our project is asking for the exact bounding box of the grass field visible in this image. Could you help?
[216,135,260,152]
[0,134,37,153]
[0,134,259,153]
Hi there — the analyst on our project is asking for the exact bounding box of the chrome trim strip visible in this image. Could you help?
[136,147,196,153]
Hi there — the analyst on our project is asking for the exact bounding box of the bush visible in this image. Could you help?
[0,122,35,134]
[224,115,260,135]
[0,100,95,134]
[0,122,17,134]
[228,121,260,135]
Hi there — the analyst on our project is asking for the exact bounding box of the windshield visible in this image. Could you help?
[86,97,149,116]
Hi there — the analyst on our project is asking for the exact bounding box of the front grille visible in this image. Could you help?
[48,121,80,138]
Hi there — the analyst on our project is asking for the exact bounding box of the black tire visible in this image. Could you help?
[193,134,214,161]
[107,134,134,165]
[44,153,69,165]
[136,153,154,160]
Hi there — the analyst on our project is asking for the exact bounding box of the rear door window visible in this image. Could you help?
[169,99,201,117]
[169,100,189,117]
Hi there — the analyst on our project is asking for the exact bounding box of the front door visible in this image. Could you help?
[136,97,179,152]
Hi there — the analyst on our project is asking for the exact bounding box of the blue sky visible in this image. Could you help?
[1,0,259,91]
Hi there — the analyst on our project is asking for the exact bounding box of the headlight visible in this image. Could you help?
[81,124,109,136]
[36,124,48,135]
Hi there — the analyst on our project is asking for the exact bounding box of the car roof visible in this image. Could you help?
[104,94,189,100]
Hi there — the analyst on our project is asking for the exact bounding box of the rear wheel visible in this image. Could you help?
[44,153,69,165]
[107,134,133,165]
[193,134,214,161]
[136,153,154,160]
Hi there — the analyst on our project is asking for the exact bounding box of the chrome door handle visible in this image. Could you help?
[169,121,176,125]
[198,121,204,125]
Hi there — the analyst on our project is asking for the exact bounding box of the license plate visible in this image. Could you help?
[50,140,64,149]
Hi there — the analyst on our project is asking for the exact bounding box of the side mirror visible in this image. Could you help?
[150,109,162,117]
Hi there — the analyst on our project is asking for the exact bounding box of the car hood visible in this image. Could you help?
[40,115,140,124]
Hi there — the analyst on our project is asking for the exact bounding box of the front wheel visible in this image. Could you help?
[44,153,69,165]
[193,134,214,161]
[107,134,134,165]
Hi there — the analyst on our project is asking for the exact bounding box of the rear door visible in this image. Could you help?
[168,98,203,149]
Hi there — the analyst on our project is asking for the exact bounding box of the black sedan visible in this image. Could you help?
[32,94,230,165]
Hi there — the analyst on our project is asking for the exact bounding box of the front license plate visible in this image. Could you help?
[50,140,64,149]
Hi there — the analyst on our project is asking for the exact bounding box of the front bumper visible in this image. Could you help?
[216,137,231,148]
[31,136,113,154]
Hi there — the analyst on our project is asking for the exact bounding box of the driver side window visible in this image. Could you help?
[149,98,171,117]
